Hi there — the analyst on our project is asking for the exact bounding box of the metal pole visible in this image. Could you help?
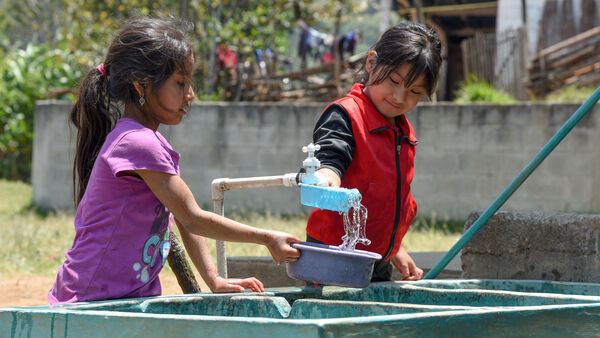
[414,0,425,24]
[424,86,600,279]
[380,0,391,35]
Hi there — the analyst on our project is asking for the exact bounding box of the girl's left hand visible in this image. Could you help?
[210,276,265,293]
[391,245,423,281]
[264,231,301,264]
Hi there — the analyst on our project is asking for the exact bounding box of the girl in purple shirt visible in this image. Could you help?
[48,17,300,304]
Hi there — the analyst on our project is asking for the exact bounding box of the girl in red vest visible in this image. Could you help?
[306,22,442,282]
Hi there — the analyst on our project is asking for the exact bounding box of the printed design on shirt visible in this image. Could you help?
[133,204,172,283]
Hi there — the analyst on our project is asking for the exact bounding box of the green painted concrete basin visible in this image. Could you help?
[3,280,600,337]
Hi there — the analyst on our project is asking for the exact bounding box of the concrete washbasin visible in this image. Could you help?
[3,279,600,337]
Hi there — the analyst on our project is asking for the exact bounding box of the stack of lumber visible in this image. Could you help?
[528,26,600,97]
[243,53,365,102]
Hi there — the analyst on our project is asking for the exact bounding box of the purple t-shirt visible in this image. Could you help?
[48,118,180,304]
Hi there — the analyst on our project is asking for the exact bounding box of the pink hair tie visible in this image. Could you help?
[97,63,107,77]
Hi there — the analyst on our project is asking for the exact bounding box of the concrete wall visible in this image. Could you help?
[32,101,600,220]
[462,210,600,282]
[32,100,75,210]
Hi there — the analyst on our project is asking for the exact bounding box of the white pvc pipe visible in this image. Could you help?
[211,173,299,277]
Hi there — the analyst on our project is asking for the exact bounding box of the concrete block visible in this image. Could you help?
[32,100,75,211]
[462,210,600,282]
[227,256,305,287]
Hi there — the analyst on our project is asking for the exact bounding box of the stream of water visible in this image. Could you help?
[339,193,370,251]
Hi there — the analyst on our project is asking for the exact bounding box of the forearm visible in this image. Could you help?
[175,219,220,289]
[183,208,269,245]
[138,170,269,244]
[139,170,299,265]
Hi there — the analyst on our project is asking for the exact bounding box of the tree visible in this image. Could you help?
[0,0,368,100]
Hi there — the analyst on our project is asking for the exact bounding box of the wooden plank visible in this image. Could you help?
[564,71,600,86]
[532,34,600,67]
[397,2,497,17]
[535,26,600,59]
[529,45,596,73]
[533,53,600,84]
[258,63,334,80]
[527,24,600,96]
[570,60,600,77]
[447,27,496,37]
[248,52,365,82]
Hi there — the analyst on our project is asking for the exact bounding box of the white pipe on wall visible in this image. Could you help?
[211,173,299,277]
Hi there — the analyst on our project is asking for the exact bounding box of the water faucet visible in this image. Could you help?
[300,143,321,185]
[297,142,361,213]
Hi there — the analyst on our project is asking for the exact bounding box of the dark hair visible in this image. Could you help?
[358,22,442,97]
[70,16,193,205]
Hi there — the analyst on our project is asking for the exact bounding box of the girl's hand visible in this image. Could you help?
[209,276,265,293]
[264,231,301,264]
[315,168,341,187]
[391,245,423,281]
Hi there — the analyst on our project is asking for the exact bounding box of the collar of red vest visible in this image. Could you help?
[348,83,418,143]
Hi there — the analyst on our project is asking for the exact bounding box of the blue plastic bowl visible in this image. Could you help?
[286,242,382,288]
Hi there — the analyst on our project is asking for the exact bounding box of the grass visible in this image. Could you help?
[542,85,598,103]
[0,180,76,276]
[453,75,518,104]
[0,179,463,277]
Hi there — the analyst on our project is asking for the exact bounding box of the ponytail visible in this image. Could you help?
[70,67,120,206]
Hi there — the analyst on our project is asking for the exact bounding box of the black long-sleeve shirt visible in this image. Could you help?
[312,103,356,179]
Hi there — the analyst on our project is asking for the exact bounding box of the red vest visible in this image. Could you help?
[306,83,418,261]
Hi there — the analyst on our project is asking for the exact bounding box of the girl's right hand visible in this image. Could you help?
[315,168,341,187]
[264,231,301,264]
[210,276,265,293]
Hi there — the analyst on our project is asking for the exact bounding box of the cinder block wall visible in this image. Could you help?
[32,101,600,220]
[412,103,600,220]
[462,210,600,282]
[32,101,76,210]
[33,101,321,214]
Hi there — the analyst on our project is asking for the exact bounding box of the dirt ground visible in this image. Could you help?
[0,272,209,308]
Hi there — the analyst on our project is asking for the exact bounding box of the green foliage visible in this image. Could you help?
[454,75,517,104]
[542,85,598,103]
[297,0,367,27]
[0,0,159,55]
[0,44,85,181]
[0,1,368,180]
[219,1,296,56]
[0,0,367,96]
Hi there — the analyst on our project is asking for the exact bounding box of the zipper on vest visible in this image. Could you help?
[382,130,403,261]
